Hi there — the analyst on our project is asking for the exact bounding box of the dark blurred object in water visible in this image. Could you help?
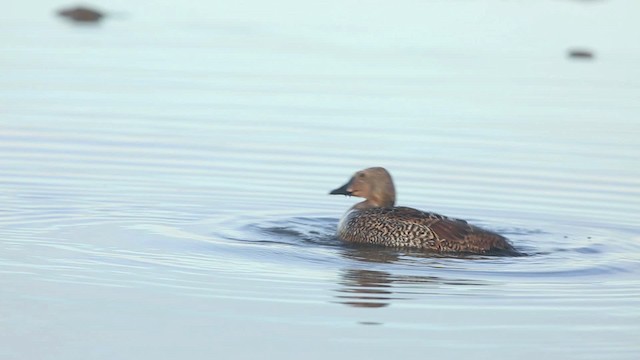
[57,5,105,23]
[568,48,595,60]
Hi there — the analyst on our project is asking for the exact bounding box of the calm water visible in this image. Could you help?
[2,1,640,359]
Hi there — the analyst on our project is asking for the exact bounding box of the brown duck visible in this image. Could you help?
[330,167,518,255]
[57,6,105,23]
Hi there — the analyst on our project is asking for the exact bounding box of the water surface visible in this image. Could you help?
[1,1,640,359]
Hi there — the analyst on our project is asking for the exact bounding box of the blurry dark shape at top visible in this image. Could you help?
[568,48,595,60]
[57,5,105,23]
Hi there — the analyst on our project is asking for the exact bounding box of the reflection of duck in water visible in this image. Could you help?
[336,269,394,308]
[330,167,519,255]
[336,267,487,309]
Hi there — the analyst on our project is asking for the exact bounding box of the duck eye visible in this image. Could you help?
[358,173,366,178]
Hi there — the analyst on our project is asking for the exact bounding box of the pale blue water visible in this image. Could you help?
[2,1,640,359]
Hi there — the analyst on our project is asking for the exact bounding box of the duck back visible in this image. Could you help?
[338,207,518,255]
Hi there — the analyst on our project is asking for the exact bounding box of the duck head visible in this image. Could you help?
[329,167,396,209]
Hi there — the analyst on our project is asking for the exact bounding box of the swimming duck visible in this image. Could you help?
[329,167,518,255]
[57,6,105,23]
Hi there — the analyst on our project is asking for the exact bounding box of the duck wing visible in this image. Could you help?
[390,206,471,240]
[339,206,516,254]
[378,207,514,253]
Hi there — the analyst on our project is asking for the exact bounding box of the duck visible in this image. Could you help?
[57,6,105,23]
[329,167,519,255]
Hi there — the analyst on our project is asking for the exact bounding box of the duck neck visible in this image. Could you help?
[353,197,394,210]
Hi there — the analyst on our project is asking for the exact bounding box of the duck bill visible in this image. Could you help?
[329,178,353,195]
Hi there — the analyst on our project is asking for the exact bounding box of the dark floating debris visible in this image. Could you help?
[57,5,105,23]
[568,48,595,60]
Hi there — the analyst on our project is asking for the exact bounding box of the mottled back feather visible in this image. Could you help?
[338,207,517,255]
